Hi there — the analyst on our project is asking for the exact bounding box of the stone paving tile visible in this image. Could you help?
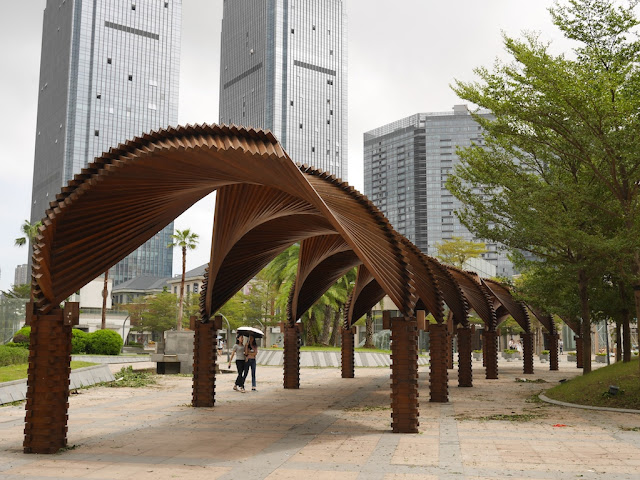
[2,361,640,479]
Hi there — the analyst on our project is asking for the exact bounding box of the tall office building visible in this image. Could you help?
[219,0,348,180]
[30,0,181,285]
[363,105,515,277]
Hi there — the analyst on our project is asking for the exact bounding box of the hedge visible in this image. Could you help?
[0,345,30,366]
[86,329,123,355]
[71,329,89,354]
[12,326,31,346]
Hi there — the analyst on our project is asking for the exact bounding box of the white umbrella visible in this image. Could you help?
[237,326,264,339]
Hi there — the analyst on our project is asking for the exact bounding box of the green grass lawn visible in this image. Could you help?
[0,361,97,383]
[545,357,640,410]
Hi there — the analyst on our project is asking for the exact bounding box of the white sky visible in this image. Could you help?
[0,0,571,292]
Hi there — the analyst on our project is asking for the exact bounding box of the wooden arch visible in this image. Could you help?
[30,124,416,319]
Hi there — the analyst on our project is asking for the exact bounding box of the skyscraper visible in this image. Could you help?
[363,106,515,277]
[30,0,181,285]
[219,0,348,180]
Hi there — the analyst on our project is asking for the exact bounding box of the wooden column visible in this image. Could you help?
[283,324,300,389]
[388,313,419,433]
[341,327,355,378]
[457,326,473,387]
[24,303,76,454]
[575,336,584,369]
[429,323,449,401]
[522,332,534,374]
[548,333,559,371]
[446,312,454,369]
[192,316,219,407]
[483,330,499,379]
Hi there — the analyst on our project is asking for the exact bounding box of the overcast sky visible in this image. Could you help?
[0,0,571,292]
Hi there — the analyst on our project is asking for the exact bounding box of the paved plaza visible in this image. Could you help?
[1,360,639,480]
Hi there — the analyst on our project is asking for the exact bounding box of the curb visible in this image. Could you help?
[0,364,115,405]
[539,394,640,414]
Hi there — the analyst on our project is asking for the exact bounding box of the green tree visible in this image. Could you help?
[168,228,199,331]
[121,291,178,335]
[435,236,488,269]
[14,219,42,247]
[448,0,640,372]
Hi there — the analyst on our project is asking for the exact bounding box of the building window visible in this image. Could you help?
[330,49,333,55]
[193,283,198,293]
[290,100,293,106]
[327,120,330,124]
[131,4,136,10]
[165,1,168,7]
[174,286,177,294]
[330,109,333,115]
[96,93,101,99]
[312,147,315,153]
[327,79,333,85]
[94,130,99,136]
[186,285,190,294]
[107,57,112,64]
[312,25,316,30]
[291,28,294,34]
[128,74,133,81]
[299,123,303,129]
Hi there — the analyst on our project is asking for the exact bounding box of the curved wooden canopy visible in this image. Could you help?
[30,124,416,319]
[483,278,531,333]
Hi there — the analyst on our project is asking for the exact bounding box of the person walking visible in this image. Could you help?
[228,335,246,392]
[242,335,259,391]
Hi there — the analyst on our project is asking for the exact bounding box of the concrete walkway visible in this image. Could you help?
[1,359,639,479]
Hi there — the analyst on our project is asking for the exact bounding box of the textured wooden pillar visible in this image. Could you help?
[522,332,534,374]
[283,324,300,389]
[575,336,584,368]
[192,316,219,407]
[457,327,473,387]
[482,329,487,367]
[483,330,499,379]
[548,333,559,371]
[429,323,449,402]
[341,327,355,378]
[390,316,419,433]
[24,304,76,454]
[446,312,454,369]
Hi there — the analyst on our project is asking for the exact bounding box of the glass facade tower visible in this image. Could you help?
[30,0,181,285]
[219,0,348,180]
[363,106,515,277]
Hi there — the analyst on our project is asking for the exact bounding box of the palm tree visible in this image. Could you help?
[168,229,199,331]
[15,219,42,248]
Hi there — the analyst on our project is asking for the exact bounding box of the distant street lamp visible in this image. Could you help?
[216,312,232,363]
[121,315,130,353]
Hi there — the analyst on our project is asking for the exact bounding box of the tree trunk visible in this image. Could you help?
[177,246,186,331]
[305,312,318,345]
[364,309,375,348]
[631,253,640,373]
[615,318,622,363]
[328,309,341,346]
[319,305,332,345]
[622,311,631,363]
[101,270,109,330]
[577,269,592,373]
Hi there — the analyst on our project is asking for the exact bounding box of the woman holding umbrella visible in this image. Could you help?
[228,335,247,393]
[243,335,259,391]
[237,326,262,392]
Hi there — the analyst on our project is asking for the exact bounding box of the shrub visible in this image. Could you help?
[0,345,29,366]
[503,349,518,354]
[86,329,123,355]
[71,329,89,354]
[473,349,482,353]
[12,326,31,346]
[541,350,550,355]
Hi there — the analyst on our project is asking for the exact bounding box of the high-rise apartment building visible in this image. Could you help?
[30,0,181,285]
[219,0,348,180]
[363,106,515,277]
[14,265,29,287]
